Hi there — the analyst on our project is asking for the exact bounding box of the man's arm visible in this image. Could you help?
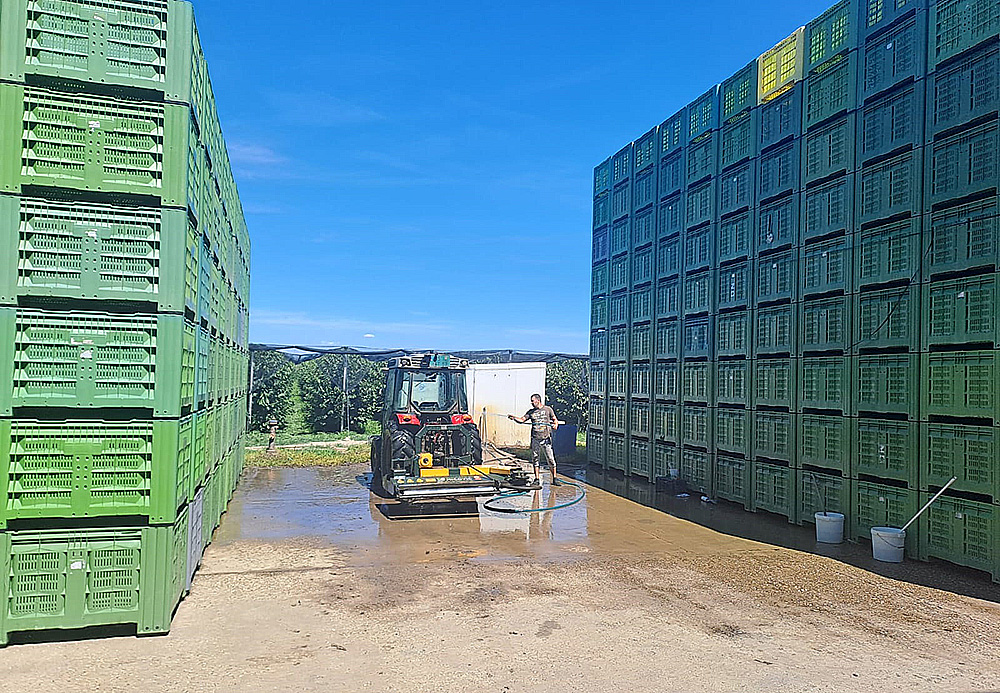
[547,406,558,430]
[508,410,530,423]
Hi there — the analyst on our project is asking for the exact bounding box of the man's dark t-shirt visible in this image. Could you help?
[524,405,557,440]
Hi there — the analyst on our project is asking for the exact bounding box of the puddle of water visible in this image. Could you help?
[214,462,999,600]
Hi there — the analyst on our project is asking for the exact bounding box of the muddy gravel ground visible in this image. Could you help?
[2,463,1000,693]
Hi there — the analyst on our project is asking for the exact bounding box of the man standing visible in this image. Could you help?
[509,394,559,485]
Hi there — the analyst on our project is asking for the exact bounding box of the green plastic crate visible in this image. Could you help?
[716,360,752,406]
[586,428,605,466]
[653,442,679,479]
[929,0,1000,70]
[0,511,188,646]
[753,410,796,463]
[855,216,922,286]
[860,82,924,164]
[0,83,195,206]
[716,309,751,357]
[799,356,849,411]
[798,414,851,473]
[921,423,1000,499]
[756,248,798,303]
[715,408,752,457]
[752,460,794,519]
[722,60,758,122]
[680,360,712,403]
[918,494,999,581]
[800,295,850,352]
[801,234,853,296]
[921,351,1000,422]
[0,417,192,528]
[719,212,753,263]
[796,469,849,524]
[654,361,678,401]
[0,308,195,417]
[681,405,712,448]
[925,120,999,207]
[0,0,201,101]
[715,454,751,508]
[606,434,626,471]
[628,437,651,478]
[926,42,999,140]
[922,274,999,349]
[0,195,200,313]
[856,150,923,225]
[853,418,919,486]
[855,285,920,350]
[851,480,918,555]
[718,262,753,311]
[755,303,796,355]
[853,353,919,418]
[804,52,858,129]
[754,357,797,408]
[804,0,857,71]
[861,11,928,100]
[680,448,713,495]
[653,403,679,443]
[924,197,998,279]
[803,119,855,185]
[629,399,650,437]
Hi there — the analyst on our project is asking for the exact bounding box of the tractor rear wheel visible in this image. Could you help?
[390,426,416,464]
[370,436,387,497]
[468,423,483,465]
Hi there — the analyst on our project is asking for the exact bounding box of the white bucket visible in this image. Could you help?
[814,512,844,544]
[871,527,906,563]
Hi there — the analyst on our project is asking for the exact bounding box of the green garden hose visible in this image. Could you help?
[482,478,586,514]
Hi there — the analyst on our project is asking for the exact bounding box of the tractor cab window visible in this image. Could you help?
[394,370,468,413]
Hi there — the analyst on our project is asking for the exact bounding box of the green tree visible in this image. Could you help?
[249,351,295,431]
[297,354,385,433]
[545,360,588,427]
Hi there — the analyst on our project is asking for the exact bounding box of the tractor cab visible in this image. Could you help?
[370,354,528,500]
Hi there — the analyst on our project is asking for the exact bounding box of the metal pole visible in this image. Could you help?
[342,355,349,432]
[247,351,255,432]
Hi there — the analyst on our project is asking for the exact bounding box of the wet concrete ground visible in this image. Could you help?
[2,462,1000,692]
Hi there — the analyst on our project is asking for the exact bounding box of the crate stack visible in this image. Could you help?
[588,0,1000,581]
[0,0,249,645]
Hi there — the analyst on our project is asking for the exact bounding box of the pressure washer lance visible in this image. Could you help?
[899,476,957,533]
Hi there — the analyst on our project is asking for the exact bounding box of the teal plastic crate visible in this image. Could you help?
[860,10,927,98]
[588,397,606,429]
[0,83,194,206]
[756,248,798,303]
[803,117,855,184]
[590,330,607,361]
[654,361,678,401]
[925,120,998,207]
[0,512,189,646]
[684,224,714,273]
[929,0,1000,70]
[0,417,193,528]
[633,129,657,175]
[659,154,685,202]
[686,182,716,231]
[798,414,851,472]
[753,410,796,463]
[715,408,752,457]
[715,454,751,508]
[716,309,752,357]
[921,351,1000,421]
[682,317,712,360]
[657,235,681,280]
[609,363,627,398]
[720,160,755,215]
[918,494,999,581]
[922,274,999,348]
[680,360,712,402]
[682,270,714,315]
[680,448,713,495]
[853,353,920,418]
[855,285,920,350]
[859,81,924,164]
[719,212,753,263]
[758,140,800,201]
[0,195,198,313]
[924,197,998,279]
[686,131,719,185]
[609,326,627,362]
[802,175,854,243]
[805,52,859,129]
[718,263,753,311]
[796,469,850,524]
[755,302,796,355]
[655,319,680,359]
[802,235,853,297]
[655,277,681,319]
[629,399,650,437]
[752,460,794,519]
[722,60,758,123]
[801,295,851,352]
[856,149,923,225]
[921,422,1000,499]
[851,479,918,555]
[926,42,998,140]
[0,308,195,417]
[589,363,607,397]
[853,418,919,486]
[799,356,849,411]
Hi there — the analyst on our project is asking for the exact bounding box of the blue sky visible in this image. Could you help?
[196,0,833,353]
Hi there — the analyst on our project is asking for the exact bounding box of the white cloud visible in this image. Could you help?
[251,309,451,336]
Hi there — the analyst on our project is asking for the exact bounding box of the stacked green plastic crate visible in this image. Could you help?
[589,0,1000,581]
[0,0,249,645]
